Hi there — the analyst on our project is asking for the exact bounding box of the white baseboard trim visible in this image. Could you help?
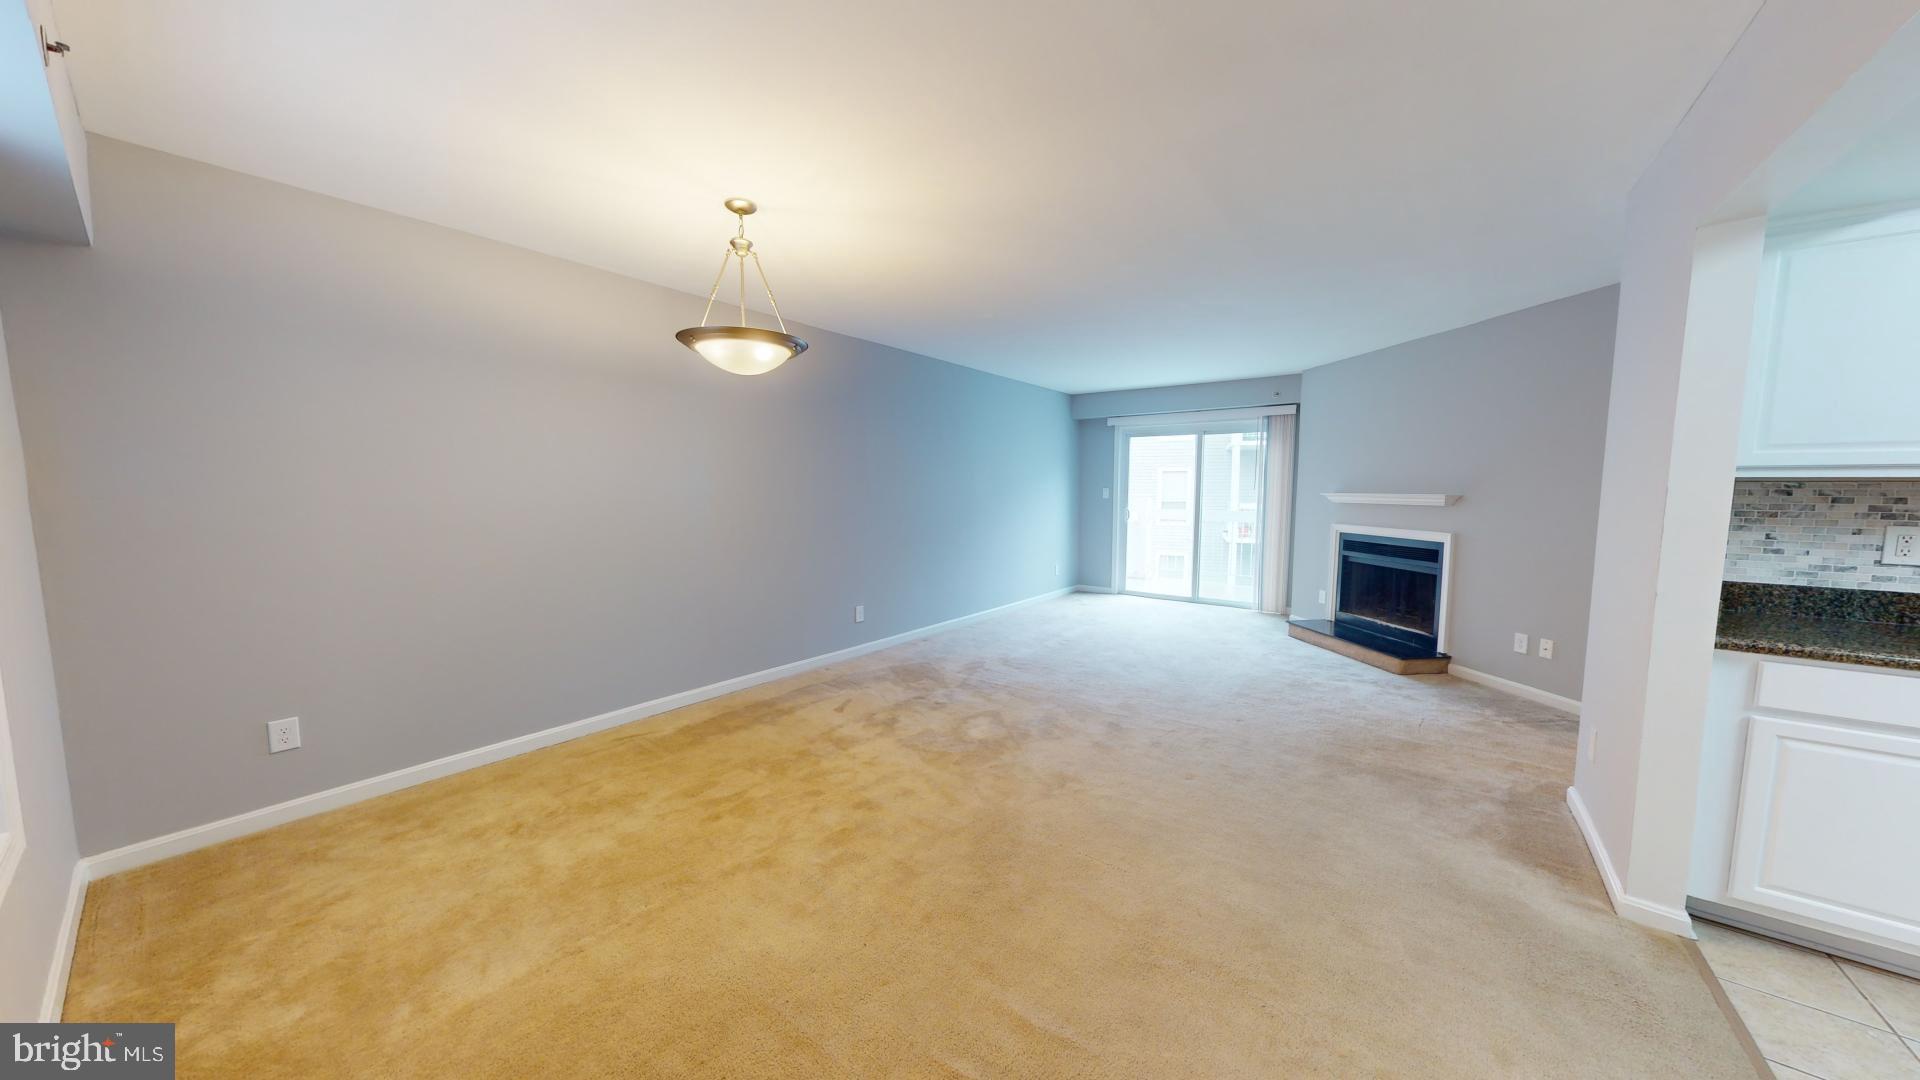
[1073,585,1117,594]
[81,586,1075,882]
[1450,664,1581,715]
[39,860,87,1021]
[1565,785,1694,937]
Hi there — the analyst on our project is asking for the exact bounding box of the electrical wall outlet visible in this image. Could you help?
[267,717,301,754]
[1537,638,1555,660]
[854,604,865,623]
[1054,562,1061,577]
[1317,590,1328,605]
[1513,633,1529,654]
[1101,487,1110,500]
[1884,526,1920,566]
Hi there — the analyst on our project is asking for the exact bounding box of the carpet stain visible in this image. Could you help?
[63,596,1752,1078]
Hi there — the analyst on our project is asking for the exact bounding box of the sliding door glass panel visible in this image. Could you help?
[1196,430,1265,603]
[1124,433,1196,597]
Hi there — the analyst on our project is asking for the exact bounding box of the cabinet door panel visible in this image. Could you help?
[1740,216,1920,470]
[1729,715,1920,947]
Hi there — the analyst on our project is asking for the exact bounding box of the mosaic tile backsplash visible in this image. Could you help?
[1725,480,1920,592]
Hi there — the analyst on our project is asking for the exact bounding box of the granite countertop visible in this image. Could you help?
[1716,582,1920,672]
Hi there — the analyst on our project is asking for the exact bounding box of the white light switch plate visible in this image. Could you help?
[1884,526,1920,566]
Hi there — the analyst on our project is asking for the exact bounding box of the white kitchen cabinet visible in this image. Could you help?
[1729,714,1920,946]
[1737,207,1920,475]
[1693,652,1920,965]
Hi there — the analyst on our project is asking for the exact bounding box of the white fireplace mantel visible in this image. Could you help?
[1322,492,1459,507]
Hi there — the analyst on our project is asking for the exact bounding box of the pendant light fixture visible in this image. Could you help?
[675,198,808,375]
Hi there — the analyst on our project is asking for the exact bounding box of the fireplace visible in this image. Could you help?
[1335,532,1444,654]
[1286,527,1451,674]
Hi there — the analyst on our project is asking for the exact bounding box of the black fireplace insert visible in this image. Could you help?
[1335,532,1444,654]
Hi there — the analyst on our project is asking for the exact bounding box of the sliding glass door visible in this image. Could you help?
[1124,433,1198,596]
[1120,420,1266,605]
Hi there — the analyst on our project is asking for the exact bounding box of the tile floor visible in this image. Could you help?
[1695,920,1920,1079]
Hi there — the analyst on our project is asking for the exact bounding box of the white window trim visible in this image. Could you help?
[1107,404,1296,428]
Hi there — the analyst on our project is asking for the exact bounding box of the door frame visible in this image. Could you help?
[1109,405,1296,607]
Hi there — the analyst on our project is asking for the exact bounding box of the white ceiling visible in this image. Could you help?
[52,0,1760,393]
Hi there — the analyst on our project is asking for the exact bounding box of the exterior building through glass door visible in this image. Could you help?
[1196,429,1266,603]
[1121,421,1265,605]
[1123,433,1197,597]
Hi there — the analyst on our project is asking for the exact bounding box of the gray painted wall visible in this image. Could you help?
[1073,376,1303,590]
[0,309,80,1019]
[1070,292,1614,698]
[0,138,1076,855]
[1290,288,1617,699]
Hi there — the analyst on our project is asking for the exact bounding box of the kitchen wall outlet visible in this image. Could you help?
[854,604,865,623]
[1884,526,1920,566]
[1537,638,1555,660]
[267,717,301,754]
[1513,633,1529,654]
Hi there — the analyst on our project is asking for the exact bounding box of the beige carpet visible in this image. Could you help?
[65,595,1756,1077]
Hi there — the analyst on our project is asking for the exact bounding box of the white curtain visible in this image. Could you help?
[1259,412,1296,614]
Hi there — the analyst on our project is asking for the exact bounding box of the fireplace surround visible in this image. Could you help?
[1287,525,1452,674]
[1336,532,1445,653]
